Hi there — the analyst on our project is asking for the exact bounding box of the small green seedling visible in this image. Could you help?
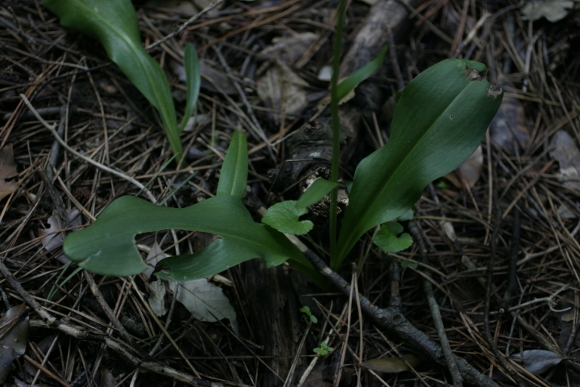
[313,342,334,356]
[55,0,503,289]
[299,306,318,324]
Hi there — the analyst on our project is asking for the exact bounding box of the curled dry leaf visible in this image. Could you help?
[0,304,29,384]
[0,144,18,201]
[511,349,563,375]
[522,1,574,22]
[145,242,238,333]
[38,210,82,251]
[174,278,238,334]
[261,32,318,65]
[145,242,170,316]
[256,60,309,124]
[550,130,580,190]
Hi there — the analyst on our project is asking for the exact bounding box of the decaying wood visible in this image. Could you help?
[243,261,302,387]
[340,0,426,77]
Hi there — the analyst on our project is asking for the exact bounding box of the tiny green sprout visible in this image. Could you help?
[299,306,318,324]
[313,342,334,356]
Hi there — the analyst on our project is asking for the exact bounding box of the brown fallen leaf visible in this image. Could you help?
[445,145,483,188]
[256,60,309,124]
[0,144,18,201]
[550,130,580,190]
[361,353,420,373]
[301,364,332,387]
[490,94,531,155]
[261,32,318,65]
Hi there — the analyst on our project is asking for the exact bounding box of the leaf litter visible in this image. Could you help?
[2,0,580,385]
[0,144,18,201]
[145,242,238,334]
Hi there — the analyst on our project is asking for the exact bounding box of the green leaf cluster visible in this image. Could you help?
[62,131,323,285]
[313,342,333,356]
[45,0,200,163]
[333,59,503,269]
[53,1,503,292]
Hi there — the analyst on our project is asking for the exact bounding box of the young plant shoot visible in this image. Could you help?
[45,0,200,164]
[51,0,503,286]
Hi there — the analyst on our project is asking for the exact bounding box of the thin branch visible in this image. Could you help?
[409,220,463,387]
[292,240,500,387]
[20,94,157,203]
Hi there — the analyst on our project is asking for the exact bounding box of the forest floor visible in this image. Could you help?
[1,0,580,386]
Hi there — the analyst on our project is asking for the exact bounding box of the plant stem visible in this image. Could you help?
[329,0,348,270]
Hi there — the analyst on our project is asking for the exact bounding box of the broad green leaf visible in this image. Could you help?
[335,59,503,269]
[44,0,183,161]
[216,130,248,199]
[296,178,338,209]
[262,201,313,235]
[178,43,201,134]
[63,195,315,281]
[336,45,388,101]
[373,222,413,253]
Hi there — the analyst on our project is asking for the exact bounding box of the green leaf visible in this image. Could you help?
[373,222,413,253]
[44,0,183,162]
[262,201,313,235]
[335,59,503,269]
[216,130,248,199]
[178,43,201,134]
[63,195,316,281]
[336,45,388,101]
[397,209,414,222]
[296,178,338,209]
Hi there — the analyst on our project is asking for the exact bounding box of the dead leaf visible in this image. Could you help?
[459,145,483,187]
[301,365,332,387]
[145,242,238,332]
[171,59,238,95]
[511,349,562,375]
[361,353,420,373]
[0,144,18,201]
[38,210,82,251]
[558,203,577,219]
[261,32,318,65]
[256,60,309,124]
[443,146,483,188]
[99,368,117,387]
[145,242,170,316]
[522,1,573,22]
[173,278,239,334]
[0,304,29,384]
[550,130,580,190]
[490,95,530,155]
